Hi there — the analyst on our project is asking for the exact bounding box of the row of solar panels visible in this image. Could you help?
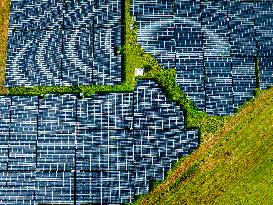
[5,0,122,87]
[0,80,199,203]
[9,0,121,30]
[132,0,273,115]
[133,1,273,59]
[1,129,197,171]
[5,26,121,87]
[176,56,273,114]
[1,81,185,131]
[0,130,198,203]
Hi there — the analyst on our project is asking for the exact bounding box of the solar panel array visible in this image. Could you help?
[0,80,198,204]
[132,0,176,68]
[132,0,273,115]
[5,0,121,87]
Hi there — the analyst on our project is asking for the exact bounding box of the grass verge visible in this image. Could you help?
[0,0,9,94]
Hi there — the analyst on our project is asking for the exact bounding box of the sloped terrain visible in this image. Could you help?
[135,87,273,204]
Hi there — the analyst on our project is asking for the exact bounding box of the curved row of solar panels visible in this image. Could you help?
[132,0,273,115]
[5,0,122,86]
[0,80,198,204]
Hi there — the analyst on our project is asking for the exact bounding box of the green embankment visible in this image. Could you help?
[133,87,273,204]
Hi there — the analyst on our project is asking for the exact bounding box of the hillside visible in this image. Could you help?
[134,87,273,204]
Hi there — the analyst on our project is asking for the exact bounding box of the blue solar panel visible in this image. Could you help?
[259,57,273,90]
[35,171,74,204]
[37,131,76,172]
[76,129,134,171]
[5,30,62,87]
[229,2,256,56]
[134,80,184,130]
[175,0,201,54]
[9,0,62,30]
[134,129,198,159]
[77,93,133,130]
[255,2,273,57]
[0,97,10,171]
[202,1,230,57]
[93,0,121,27]
[64,0,94,29]
[62,28,94,86]
[205,57,234,115]
[93,27,122,85]
[77,171,134,204]
[6,0,122,87]
[0,171,35,204]
[132,0,175,68]
[0,97,11,133]
[132,0,173,16]
[232,57,256,108]
[10,96,38,133]
[0,87,199,203]
[8,133,36,171]
[176,54,205,111]
[38,94,77,132]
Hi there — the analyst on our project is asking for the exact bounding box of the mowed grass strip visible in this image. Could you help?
[134,87,273,205]
[0,0,9,94]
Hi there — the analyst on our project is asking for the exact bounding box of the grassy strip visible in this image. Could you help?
[0,0,9,94]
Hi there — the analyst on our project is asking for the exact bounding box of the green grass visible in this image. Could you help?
[133,87,273,205]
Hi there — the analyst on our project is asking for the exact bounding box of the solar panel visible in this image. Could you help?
[202,1,230,57]
[132,0,175,68]
[38,94,77,132]
[255,2,273,57]
[62,28,94,86]
[93,27,122,85]
[259,57,273,90]
[93,0,121,27]
[0,171,35,204]
[134,80,184,130]
[176,54,205,111]
[134,129,198,158]
[77,171,134,204]
[64,0,94,29]
[76,129,134,171]
[6,0,122,87]
[37,131,76,172]
[77,93,133,130]
[9,0,62,30]
[232,57,256,108]
[132,0,173,16]
[229,2,256,56]
[205,57,234,115]
[5,30,62,87]
[35,171,74,203]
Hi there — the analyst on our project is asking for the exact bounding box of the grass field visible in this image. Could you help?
[133,87,273,204]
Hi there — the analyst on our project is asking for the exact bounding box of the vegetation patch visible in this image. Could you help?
[0,0,9,94]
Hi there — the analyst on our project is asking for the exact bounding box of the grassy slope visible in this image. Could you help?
[134,87,273,204]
